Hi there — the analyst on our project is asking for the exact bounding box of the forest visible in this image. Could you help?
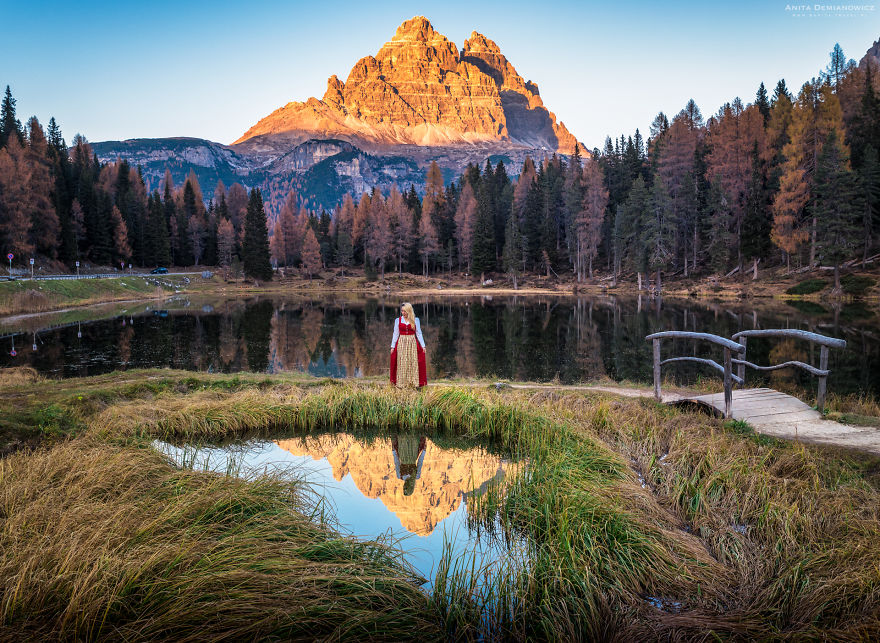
[0,44,878,289]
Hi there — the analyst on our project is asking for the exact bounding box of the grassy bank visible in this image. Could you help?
[2,368,880,639]
[3,263,879,321]
[0,275,198,316]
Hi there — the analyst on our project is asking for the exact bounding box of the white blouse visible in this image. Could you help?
[391,316,425,350]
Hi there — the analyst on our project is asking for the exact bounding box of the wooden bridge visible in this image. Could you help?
[645,329,880,453]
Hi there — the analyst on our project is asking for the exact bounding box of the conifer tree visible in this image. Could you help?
[741,142,772,277]
[0,86,22,148]
[814,129,861,289]
[471,178,496,274]
[242,188,272,280]
[300,226,322,280]
[756,82,771,125]
[502,207,523,289]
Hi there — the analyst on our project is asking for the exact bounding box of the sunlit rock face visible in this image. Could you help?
[275,434,518,536]
[234,16,584,156]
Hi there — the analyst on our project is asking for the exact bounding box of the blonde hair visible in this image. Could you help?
[400,302,415,327]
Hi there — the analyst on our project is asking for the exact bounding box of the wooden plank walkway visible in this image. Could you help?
[484,382,880,455]
[673,387,880,454]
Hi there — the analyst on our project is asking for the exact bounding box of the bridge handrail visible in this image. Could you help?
[730,329,846,411]
[731,328,846,349]
[646,331,745,418]
[646,331,745,352]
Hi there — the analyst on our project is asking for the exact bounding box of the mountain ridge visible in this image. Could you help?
[233,16,585,155]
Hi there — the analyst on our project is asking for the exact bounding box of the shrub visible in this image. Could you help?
[785,278,827,295]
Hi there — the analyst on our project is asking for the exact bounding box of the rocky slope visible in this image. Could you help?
[275,435,518,536]
[92,17,588,210]
[234,17,584,155]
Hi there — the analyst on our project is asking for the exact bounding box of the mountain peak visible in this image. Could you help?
[234,17,584,155]
[392,16,437,41]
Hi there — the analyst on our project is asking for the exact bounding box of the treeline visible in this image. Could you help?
[2,43,878,288]
[0,84,273,279]
[279,44,880,289]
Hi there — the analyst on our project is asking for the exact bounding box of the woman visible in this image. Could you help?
[389,302,427,388]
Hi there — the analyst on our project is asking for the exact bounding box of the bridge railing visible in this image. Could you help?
[645,332,746,418]
[730,329,846,412]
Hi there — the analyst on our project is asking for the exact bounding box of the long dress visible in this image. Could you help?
[389,316,427,388]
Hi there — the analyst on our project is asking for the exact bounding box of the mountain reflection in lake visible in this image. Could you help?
[2,295,879,397]
[156,434,522,585]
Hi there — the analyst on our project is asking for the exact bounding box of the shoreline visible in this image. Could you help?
[2,269,878,321]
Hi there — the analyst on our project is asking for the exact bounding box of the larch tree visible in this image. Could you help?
[110,205,131,264]
[25,117,60,259]
[364,192,391,279]
[300,226,323,280]
[217,217,236,268]
[706,99,766,271]
[334,193,355,274]
[0,136,33,260]
[577,160,609,280]
[454,181,476,272]
[387,186,411,274]
[417,205,439,277]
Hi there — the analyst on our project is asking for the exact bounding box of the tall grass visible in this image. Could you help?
[0,438,438,641]
[3,373,880,639]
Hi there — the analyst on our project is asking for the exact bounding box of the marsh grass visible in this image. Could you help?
[2,371,880,639]
[0,438,438,641]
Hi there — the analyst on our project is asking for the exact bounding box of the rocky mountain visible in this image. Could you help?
[862,37,880,69]
[92,16,586,211]
[275,435,518,536]
[236,17,583,156]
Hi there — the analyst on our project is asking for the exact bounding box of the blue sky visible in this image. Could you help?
[2,0,877,149]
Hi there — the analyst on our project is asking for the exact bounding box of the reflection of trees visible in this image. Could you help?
[241,301,273,372]
[9,295,880,398]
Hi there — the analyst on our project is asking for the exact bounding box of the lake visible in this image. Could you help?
[1,294,879,398]
[156,432,525,586]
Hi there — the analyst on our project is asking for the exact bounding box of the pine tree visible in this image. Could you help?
[577,160,608,280]
[859,146,880,266]
[242,188,272,281]
[471,178,496,274]
[741,141,772,277]
[814,129,861,289]
[756,82,771,125]
[0,86,22,148]
[502,208,523,289]
[645,177,675,291]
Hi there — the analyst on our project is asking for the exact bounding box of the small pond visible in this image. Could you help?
[156,432,524,586]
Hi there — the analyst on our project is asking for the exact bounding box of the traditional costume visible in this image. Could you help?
[389,316,427,388]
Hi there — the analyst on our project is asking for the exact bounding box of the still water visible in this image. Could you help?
[2,294,879,397]
[157,432,522,585]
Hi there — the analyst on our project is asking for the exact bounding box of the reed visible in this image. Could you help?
[2,371,880,639]
[0,438,439,641]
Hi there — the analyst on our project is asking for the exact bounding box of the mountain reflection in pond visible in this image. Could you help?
[3,294,880,397]
[157,434,522,584]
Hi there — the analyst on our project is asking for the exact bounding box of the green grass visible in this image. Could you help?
[0,275,188,316]
[2,370,880,640]
[785,278,828,295]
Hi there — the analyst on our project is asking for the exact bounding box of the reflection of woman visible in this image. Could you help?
[392,435,427,496]
[389,302,427,388]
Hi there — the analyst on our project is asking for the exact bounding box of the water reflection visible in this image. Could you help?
[2,295,879,397]
[157,433,521,582]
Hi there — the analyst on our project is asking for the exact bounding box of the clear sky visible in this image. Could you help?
[2,0,877,149]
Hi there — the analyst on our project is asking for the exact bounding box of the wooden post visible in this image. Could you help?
[817,345,829,412]
[737,336,747,388]
[653,338,661,402]
[723,347,732,419]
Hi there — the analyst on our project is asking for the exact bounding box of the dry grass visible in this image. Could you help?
[2,372,880,639]
[0,438,438,641]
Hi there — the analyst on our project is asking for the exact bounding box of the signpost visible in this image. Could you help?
[29,257,34,279]
[75,260,80,276]
[6,253,12,274]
